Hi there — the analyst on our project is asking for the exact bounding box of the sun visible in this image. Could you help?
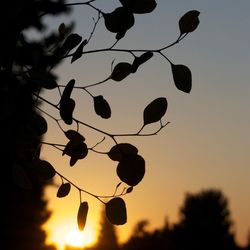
[66,227,96,248]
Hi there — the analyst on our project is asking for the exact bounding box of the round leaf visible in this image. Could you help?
[94,95,111,119]
[106,197,127,225]
[119,0,157,14]
[103,7,134,34]
[143,97,168,126]
[108,143,138,162]
[64,130,85,142]
[62,33,82,52]
[117,154,145,186]
[77,202,89,231]
[110,62,132,82]
[171,64,192,93]
[57,183,71,198]
[179,10,200,35]
[34,159,56,181]
[31,113,48,136]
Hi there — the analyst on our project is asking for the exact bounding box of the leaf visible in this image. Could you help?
[143,97,168,126]
[34,159,56,181]
[63,140,88,166]
[57,183,71,198]
[59,98,75,125]
[58,23,66,38]
[31,113,48,136]
[77,202,89,231]
[108,143,138,162]
[110,62,132,82]
[171,64,192,93]
[131,51,154,73]
[71,40,87,63]
[103,7,134,34]
[93,95,111,119]
[106,197,127,225]
[119,0,157,14]
[116,154,145,186]
[12,165,32,190]
[62,79,75,99]
[61,33,82,52]
[64,130,85,142]
[126,186,133,194]
[179,10,200,35]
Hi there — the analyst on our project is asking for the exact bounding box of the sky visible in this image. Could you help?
[38,1,250,249]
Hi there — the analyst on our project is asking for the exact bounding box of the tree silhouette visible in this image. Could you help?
[1,0,201,246]
[168,189,239,250]
[93,209,119,250]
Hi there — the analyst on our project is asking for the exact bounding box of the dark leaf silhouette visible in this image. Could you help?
[119,0,157,14]
[12,164,32,190]
[108,143,138,162]
[179,10,200,35]
[171,64,192,93]
[57,183,71,198]
[106,197,127,225]
[58,22,66,38]
[94,95,111,119]
[61,33,82,52]
[143,97,168,126]
[131,51,154,73]
[71,39,87,63]
[29,69,58,89]
[34,159,56,181]
[110,62,132,81]
[117,154,145,186]
[59,98,75,125]
[62,79,75,99]
[126,186,133,194]
[64,130,85,142]
[60,79,76,124]
[103,7,134,36]
[63,139,88,166]
[77,201,89,231]
[31,113,48,136]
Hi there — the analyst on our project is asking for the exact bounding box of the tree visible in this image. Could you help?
[93,209,119,250]
[1,0,201,247]
[168,189,239,250]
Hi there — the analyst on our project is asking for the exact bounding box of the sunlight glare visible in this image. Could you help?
[66,227,96,248]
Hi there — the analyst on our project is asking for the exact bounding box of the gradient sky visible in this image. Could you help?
[39,1,250,249]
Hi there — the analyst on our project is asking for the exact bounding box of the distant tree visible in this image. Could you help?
[168,189,239,250]
[93,209,119,250]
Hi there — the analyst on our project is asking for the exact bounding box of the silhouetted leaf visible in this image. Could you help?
[29,69,58,89]
[103,7,134,34]
[110,62,132,81]
[63,140,88,166]
[31,113,48,136]
[77,202,88,231]
[117,154,145,186]
[57,183,71,198]
[58,23,66,38]
[131,51,154,73]
[62,79,75,99]
[119,0,157,14]
[126,186,133,194]
[171,64,192,93]
[12,164,32,190]
[62,33,82,52]
[106,197,127,225]
[179,10,200,35]
[143,97,168,126]
[64,130,85,142]
[108,143,138,162]
[34,159,56,181]
[71,40,87,63]
[59,98,75,125]
[93,95,111,119]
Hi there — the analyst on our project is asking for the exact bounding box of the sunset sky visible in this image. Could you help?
[38,1,250,249]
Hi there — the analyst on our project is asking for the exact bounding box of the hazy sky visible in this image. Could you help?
[40,1,250,249]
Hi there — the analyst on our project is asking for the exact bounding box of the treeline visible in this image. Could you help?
[77,189,250,250]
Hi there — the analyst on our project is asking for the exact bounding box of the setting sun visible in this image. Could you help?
[66,229,94,248]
